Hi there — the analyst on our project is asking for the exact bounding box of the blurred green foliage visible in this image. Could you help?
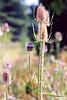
[50,0,67,15]
[20,32,30,48]
[0,31,13,43]
[0,0,32,40]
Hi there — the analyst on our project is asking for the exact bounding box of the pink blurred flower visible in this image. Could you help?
[60,59,66,69]
[1,92,4,98]
[18,62,22,67]
[38,23,48,42]
[6,61,13,69]
[55,31,62,41]
[54,68,59,73]
[46,71,50,78]
[53,82,60,91]
[2,68,11,85]
[0,26,3,36]
[65,72,67,80]
[44,45,48,52]
[3,23,10,32]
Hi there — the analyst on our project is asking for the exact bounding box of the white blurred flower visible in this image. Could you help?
[55,31,62,41]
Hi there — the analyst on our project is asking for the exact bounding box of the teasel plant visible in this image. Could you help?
[55,31,62,59]
[32,3,55,100]
[0,63,14,100]
[2,23,10,48]
[26,42,35,95]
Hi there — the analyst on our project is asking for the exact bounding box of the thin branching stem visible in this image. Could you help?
[4,32,7,45]
[56,41,60,59]
[29,52,34,96]
[29,51,31,79]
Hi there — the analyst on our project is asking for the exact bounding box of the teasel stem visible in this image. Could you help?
[4,32,7,44]
[37,22,45,100]
[3,32,7,50]
[37,35,42,100]
[56,41,60,59]
[40,41,45,100]
[37,22,42,100]
[4,85,8,100]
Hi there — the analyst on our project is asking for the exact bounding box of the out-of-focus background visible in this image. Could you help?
[0,0,67,100]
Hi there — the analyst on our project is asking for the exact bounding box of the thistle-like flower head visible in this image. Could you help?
[26,42,35,51]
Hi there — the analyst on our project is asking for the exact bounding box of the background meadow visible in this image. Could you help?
[0,0,67,100]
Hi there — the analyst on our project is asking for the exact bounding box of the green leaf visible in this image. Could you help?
[43,93,67,97]
[23,78,37,93]
[23,79,67,97]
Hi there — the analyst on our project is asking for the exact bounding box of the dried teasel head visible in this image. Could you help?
[55,31,62,41]
[3,23,10,32]
[36,4,50,26]
[2,68,11,85]
[36,4,46,22]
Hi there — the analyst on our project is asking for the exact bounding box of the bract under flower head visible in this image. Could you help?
[2,68,11,85]
[55,31,62,41]
[38,23,48,42]
[26,42,35,51]
[3,23,10,32]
